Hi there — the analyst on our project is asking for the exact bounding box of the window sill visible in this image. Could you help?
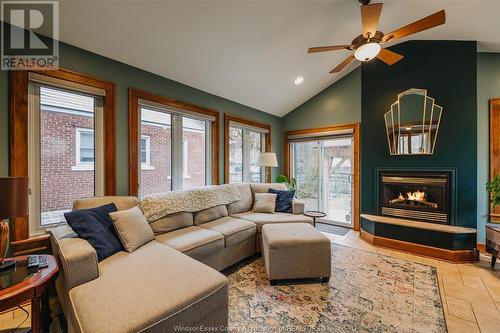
[167,175,191,179]
[71,165,94,171]
[141,165,155,171]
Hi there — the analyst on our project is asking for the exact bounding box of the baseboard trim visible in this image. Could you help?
[360,230,479,263]
[477,242,486,253]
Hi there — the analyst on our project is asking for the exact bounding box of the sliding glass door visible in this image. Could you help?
[291,135,354,227]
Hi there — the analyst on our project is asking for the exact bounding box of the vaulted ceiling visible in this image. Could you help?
[58,0,500,117]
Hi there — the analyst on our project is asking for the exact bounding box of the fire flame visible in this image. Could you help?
[396,191,426,201]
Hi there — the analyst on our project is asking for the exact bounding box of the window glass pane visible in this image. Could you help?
[292,141,320,211]
[40,86,96,226]
[248,130,262,182]
[140,108,171,197]
[182,117,207,190]
[140,136,148,164]
[229,127,243,183]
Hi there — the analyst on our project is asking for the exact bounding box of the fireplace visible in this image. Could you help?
[378,170,453,224]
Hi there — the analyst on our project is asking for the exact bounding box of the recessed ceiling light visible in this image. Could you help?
[294,76,304,85]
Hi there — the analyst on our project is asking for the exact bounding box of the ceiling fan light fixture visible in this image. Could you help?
[354,42,381,62]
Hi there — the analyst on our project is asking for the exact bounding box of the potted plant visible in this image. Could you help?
[486,176,500,208]
[276,175,296,191]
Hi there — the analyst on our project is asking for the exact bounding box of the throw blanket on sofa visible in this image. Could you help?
[140,184,241,223]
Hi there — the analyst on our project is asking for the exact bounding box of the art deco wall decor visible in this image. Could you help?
[384,88,443,155]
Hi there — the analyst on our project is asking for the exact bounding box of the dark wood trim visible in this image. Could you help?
[223,114,272,183]
[10,234,51,256]
[490,98,500,223]
[360,229,479,263]
[128,88,220,196]
[10,68,116,241]
[284,123,361,231]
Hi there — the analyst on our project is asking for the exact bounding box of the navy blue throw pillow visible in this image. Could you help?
[64,203,122,261]
[268,188,295,213]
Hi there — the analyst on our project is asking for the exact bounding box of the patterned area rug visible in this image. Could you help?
[226,244,447,333]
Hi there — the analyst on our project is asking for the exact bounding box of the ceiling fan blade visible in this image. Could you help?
[361,3,383,38]
[308,45,350,53]
[382,10,446,43]
[330,55,355,74]
[377,48,404,65]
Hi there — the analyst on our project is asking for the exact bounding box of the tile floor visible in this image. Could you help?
[1,230,499,333]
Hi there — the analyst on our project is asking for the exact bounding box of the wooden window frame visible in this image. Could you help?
[128,88,220,196]
[224,114,271,183]
[490,98,500,223]
[10,68,116,242]
[284,123,360,231]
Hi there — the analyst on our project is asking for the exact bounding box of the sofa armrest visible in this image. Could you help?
[50,228,99,290]
[292,199,305,215]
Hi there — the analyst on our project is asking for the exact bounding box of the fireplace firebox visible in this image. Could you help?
[378,170,453,224]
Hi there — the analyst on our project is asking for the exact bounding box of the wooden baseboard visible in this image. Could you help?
[10,234,51,256]
[360,230,479,263]
[477,242,486,253]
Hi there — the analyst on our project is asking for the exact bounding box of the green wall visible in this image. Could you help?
[282,68,361,131]
[0,42,283,194]
[477,53,500,241]
[361,40,477,230]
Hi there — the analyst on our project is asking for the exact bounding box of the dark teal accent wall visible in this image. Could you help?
[282,68,361,131]
[361,40,477,229]
[0,42,283,194]
[477,52,500,241]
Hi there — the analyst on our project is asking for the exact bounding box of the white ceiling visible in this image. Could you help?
[58,0,500,117]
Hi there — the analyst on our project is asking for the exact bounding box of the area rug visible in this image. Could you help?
[226,244,447,333]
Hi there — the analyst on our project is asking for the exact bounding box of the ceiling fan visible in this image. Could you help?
[308,0,446,73]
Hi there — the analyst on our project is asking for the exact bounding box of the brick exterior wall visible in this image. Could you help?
[40,111,208,216]
[40,110,94,213]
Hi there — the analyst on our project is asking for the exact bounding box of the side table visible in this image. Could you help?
[304,211,327,227]
[0,255,59,333]
[486,224,500,269]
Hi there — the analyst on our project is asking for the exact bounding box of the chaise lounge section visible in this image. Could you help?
[50,183,312,332]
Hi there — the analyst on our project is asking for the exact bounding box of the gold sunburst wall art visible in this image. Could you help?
[384,88,443,156]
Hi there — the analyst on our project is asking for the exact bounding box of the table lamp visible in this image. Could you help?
[0,177,29,272]
[257,152,278,183]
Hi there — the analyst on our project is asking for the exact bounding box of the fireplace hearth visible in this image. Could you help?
[379,170,453,224]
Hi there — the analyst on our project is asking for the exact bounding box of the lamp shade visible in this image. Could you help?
[257,152,278,168]
[0,177,29,219]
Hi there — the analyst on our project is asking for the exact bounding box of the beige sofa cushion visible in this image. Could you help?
[231,212,313,232]
[252,193,277,213]
[199,217,256,247]
[68,241,228,333]
[194,205,228,225]
[155,226,224,260]
[149,211,193,234]
[227,183,253,215]
[73,196,139,210]
[250,182,287,194]
[109,206,155,252]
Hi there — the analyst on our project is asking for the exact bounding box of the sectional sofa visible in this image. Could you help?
[49,183,312,333]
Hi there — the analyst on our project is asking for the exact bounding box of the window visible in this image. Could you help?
[225,114,270,184]
[10,69,115,241]
[140,135,152,169]
[131,89,218,198]
[74,128,95,170]
[30,84,104,230]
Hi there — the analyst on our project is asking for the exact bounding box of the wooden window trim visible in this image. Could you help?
[224,113,272,183]
[490,98,500,223]
[128,88,220,196]
[284,123,360,231]
[10,68,116,242]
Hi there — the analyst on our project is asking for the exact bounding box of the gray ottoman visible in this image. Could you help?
[261,223,331,284]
